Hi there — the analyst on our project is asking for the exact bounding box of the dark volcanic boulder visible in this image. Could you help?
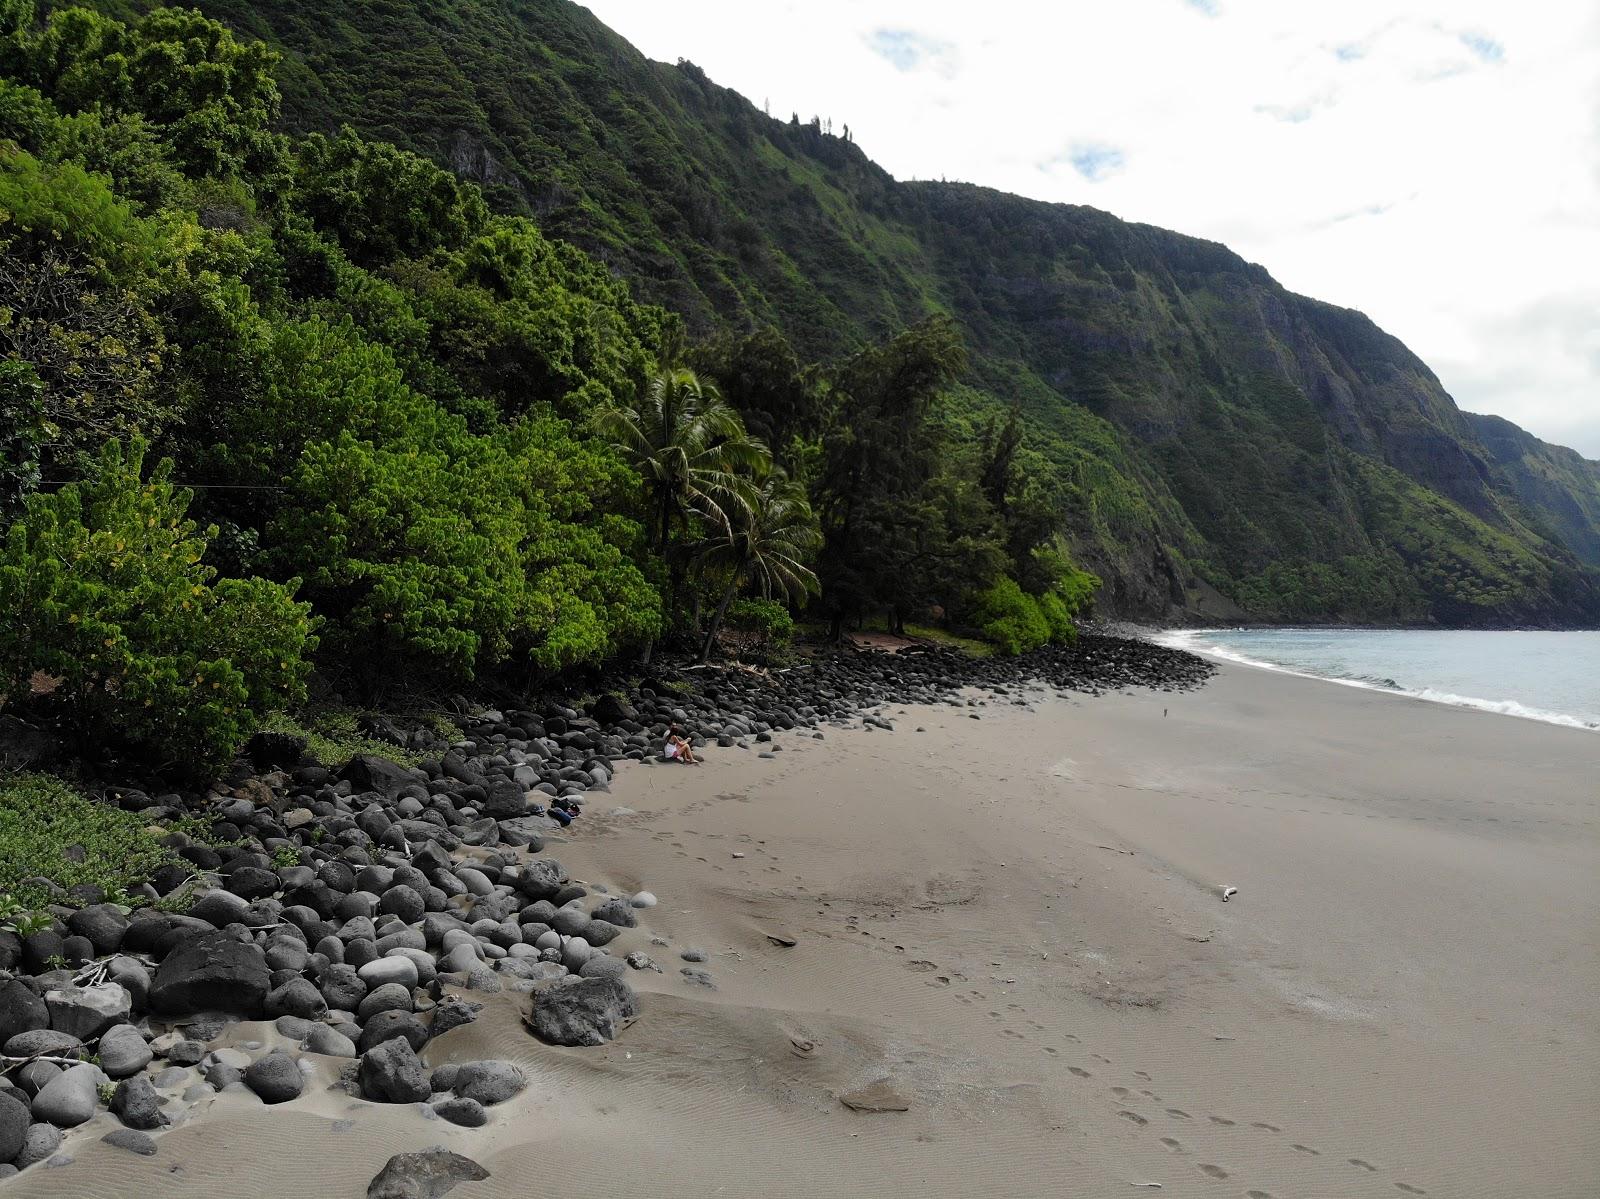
[589,898,637,929]
[590,694,634,725]
[366,1148,489,1199]
[0,1088,29,1162]
[525,977,637,1047]
[478,778,527,820]
[340,754,420,798]
[150,932,269,1017]
[244,1050,304,1104]
[246,729,307,771]
[0,978,48,1045]
[513,858,563,902]
[110,1074,168,1130]
[357,1036,430,1103]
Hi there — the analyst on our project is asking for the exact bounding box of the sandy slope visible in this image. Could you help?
[10,663,1596,1199]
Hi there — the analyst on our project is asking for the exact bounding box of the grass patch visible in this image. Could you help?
[903,623,996,658]
[257,708,426,769]
[0,772,183,912]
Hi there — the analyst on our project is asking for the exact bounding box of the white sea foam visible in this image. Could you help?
[1156,629,1598,732]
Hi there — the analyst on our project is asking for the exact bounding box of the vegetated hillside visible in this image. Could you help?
[1466,413,1600,568]
[95,0,1600,625]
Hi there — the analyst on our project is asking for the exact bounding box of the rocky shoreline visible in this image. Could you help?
[0,635,1210,1194]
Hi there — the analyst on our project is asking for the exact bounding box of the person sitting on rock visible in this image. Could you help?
[664,727,698,764]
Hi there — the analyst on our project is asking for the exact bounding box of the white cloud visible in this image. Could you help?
[583,0,1600,457]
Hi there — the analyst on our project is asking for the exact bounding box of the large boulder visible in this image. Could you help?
[110,1074,167,1130]
[44,983,131,1040]
[0,1089,30,1162]
[342,754,422,798]
[513,858,563,902]
[589,897,637,929]
[244,1050,304,1104]
[478,778,527,820]
[357,1037,430,1104]
[525,977,638,1047]
[97,1024,153,1078]
[150,932,269,1017]
[246,729,307,771]
[30,1061,103,1126]
[366,1148,489,1199]
[590,694,634,725]
[451,1060,525,1106]
[0,978,48,1045]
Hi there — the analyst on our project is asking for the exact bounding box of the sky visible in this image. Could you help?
[582,0,1600,458]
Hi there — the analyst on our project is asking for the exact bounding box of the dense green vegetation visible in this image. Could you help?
[102,0,1596,629]
[0,771,183,909]
[0,2,1092,768]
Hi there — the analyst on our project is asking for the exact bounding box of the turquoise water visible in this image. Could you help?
[1157,628,1600,730]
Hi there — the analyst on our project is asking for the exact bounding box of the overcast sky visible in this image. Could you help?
[583,0,1600,458]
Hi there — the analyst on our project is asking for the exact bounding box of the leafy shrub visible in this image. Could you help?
[216,315,660,677]
[255,707,423,769]
[969,576,1050,656]
[0,439,316,772]
[0,771,183,910]
[727,597,795,643]
[1037,590,1077,644]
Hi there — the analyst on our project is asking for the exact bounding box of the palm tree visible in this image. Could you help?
[696,470,821,663]
[592,368,764,555]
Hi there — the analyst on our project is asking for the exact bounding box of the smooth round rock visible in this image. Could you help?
[101,1128,157,1156]
[431,1095,487,1127]
[357,957,419,991]
[97,1024,153,1078]
[243,1051,304,1104]
[30,1062,103,1126]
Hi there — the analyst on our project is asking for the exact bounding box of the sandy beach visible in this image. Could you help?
[9,661,1596,1198]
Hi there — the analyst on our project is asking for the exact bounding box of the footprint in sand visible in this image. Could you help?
[1067,1067,1092,1078]
[1166,1108,1191,1120]
[1250,1122,1280,1132]
[1092,1054,1112,1064]
[1134,1071,1151,1081]
[1246,1191,1276,1199]
[1197,1163,1228,1179]
[1111,1086,1133,1098]
[1043,1047,1058,1056]
[1118,1111,1149,1126]
[1291,1144,1320,1156]
[1208,1115,1236,1126]
[1349,1159,1378,1172]
[1158,1137,1182,1151]
[1394,1185,1427,1195]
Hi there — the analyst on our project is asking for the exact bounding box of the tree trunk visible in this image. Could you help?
[699,575,741,664]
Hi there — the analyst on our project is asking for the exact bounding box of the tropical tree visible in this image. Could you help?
[696,470,821,662]
[593,366,763,554]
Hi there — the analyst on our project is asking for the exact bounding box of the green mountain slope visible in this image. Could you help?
[93,0,1600,625]
[1466,414,1600,567]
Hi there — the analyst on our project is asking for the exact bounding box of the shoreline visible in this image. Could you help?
[2,647,1594,1196]
[1155,626,1600,731]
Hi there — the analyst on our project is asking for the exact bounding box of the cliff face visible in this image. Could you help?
[1467,414,1600,567]
[117,0,1600,624]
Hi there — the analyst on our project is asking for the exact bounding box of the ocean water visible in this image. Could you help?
[1156,628,1600,731]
